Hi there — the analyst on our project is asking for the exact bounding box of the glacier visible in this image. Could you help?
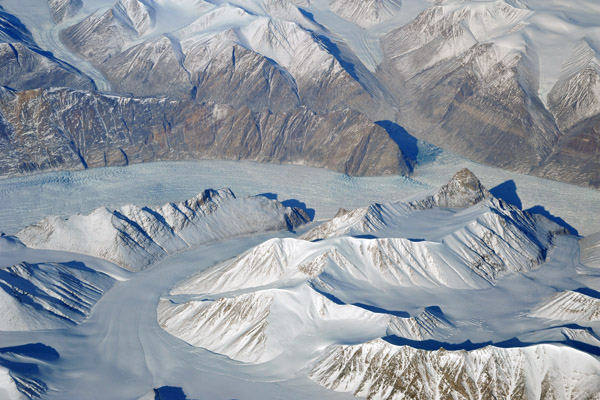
[0,165,598,399]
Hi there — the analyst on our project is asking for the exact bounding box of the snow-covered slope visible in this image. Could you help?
[159,170,577,372]
[310,339,600,400]
[180,227,552,295]
[0,234,24,252]
[0,261,114,331]
[580,232,600,268]
[0,366,24,400]
[17,188,309,271]
[160,283,392,363]
[329,0,403,28]
[530,290,600,323]
[0,343,55,399]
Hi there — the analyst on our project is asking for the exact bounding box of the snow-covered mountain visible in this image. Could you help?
[18,188,310,271]
[0,5,94,91]
[329,0,403,28]
[0,261,114,331]
[375,0,600,187]
[159,283,394,363]
[310,339,600,400]
[59,0,375,113]
[157,170,594,385]
[530,290,600,323]
[0,166,598,399]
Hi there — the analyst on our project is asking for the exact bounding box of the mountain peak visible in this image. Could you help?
[434,168,491,208]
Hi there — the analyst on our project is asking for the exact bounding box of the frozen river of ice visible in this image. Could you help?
[0,153,599,399]
[0,150,598,236]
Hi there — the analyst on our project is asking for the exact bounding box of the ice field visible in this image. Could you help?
[1,149,598,237]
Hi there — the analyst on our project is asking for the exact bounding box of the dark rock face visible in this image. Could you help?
[0,7,94,92]
[0,88,410,177]
[0,43,94,91]
[0,1,599,186]
[410,168,492,209]
[380,38,560,175]
[535,115,600,188]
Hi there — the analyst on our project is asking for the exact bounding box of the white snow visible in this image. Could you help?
[0,366,23,400]
[0,162,598,399]
[0,261,115,331]
[310,339,600,400]
[16,188,308,271]
[1,153,598,237]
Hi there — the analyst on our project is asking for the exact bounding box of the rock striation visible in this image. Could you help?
[310,339,600,400]
[0,87,410,177]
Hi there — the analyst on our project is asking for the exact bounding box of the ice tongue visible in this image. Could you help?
[434,168,491,208]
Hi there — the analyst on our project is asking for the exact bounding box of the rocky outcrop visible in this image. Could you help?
[530,290,600,322]
[0,43,94,91]
[0,7,94,91]
[0,87,411,177]
[410,168,491,209]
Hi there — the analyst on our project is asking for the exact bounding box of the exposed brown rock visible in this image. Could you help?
[0,88,411,177]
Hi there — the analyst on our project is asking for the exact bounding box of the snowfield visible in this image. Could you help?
[0,161,599,399]
[155,169,600,398]
[1,149,599,236]
[1,0,600,397]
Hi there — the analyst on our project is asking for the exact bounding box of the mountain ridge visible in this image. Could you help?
[0,0,599,186]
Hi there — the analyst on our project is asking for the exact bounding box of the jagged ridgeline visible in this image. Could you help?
[0,0,598,186]
[157,169,600,398]
[2,168,599,399]
[18,188,310,271]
